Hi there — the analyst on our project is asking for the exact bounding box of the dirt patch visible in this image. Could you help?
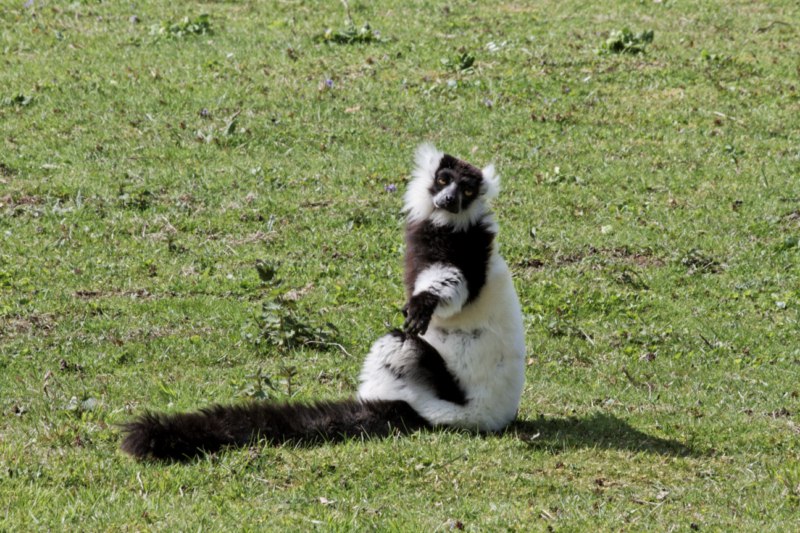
[120,325,214,343]
[0,194,44,208]
[782,210,800,226]
[517,246,665,270]
[1,313,56,338]
[601,247,665,267]
[74,288,156,300]
[768,407,792,419]
[0,162,16,177]
[679,249,723,274]
[230,231,275,245]
[517,258,545,269]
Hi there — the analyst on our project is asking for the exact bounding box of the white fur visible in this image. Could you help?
[481,164,500,200]
[413,263,469,319]
[404,143,442,224]
[404,143,500,232]
[358,251,525,431]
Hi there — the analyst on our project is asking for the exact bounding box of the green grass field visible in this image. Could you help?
[2,0,799,530]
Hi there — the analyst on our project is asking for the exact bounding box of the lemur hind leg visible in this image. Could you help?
[385,330,467,406]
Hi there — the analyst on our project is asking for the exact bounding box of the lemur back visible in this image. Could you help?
[121,144,525,460]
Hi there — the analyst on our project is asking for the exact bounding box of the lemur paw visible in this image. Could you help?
[403,292,437,335]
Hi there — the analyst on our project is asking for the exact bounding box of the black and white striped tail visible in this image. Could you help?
[120,399,426,461]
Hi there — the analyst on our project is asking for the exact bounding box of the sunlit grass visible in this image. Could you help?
[1,0,799,530]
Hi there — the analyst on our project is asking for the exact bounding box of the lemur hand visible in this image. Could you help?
[403,292,438,335]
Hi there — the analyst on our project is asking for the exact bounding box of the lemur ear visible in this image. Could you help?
[481,164,500,200]
[414,143,443,179]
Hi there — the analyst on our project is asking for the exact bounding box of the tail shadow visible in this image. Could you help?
[504,413,700,457]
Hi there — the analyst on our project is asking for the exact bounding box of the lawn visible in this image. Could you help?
[1,0,799,530]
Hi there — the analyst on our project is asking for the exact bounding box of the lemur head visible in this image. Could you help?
[404,143,500,230]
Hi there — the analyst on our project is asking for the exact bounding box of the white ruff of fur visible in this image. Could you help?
[403,143,501,232]
[403,143,442,224]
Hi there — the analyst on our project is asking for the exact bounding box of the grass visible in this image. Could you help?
[1,0,799,529]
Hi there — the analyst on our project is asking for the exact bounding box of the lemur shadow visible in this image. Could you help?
[501,413,700,457]
[128,411,697,462]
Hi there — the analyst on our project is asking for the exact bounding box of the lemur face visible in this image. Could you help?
[405,144,499,229]
[429,154,484,214]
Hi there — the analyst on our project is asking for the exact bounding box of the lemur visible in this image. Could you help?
[121,144,526,460]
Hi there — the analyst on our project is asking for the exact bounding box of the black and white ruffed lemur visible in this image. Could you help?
[121,144,526,460]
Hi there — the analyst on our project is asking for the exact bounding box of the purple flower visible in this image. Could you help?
[324,79,334,88]
[199,108,210,118]
[384,184,397,193]
[23,0,34,8]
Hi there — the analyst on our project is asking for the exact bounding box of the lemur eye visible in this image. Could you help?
[463,188,475,197]
[436,175,451,186]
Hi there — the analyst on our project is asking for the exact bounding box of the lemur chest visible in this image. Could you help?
[430,326,483,349]
[405,223,494,299]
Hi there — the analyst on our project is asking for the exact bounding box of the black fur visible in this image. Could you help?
[385,330,468,405]
[437,154,483,178]
[120,399,427,461]
[410,335,468,405]
[404,219,494,303]
[430,154,484,212]
[403,291,439,335]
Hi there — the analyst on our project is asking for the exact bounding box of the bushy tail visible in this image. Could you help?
[120,399,426,461]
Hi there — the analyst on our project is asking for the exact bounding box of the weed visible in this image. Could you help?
[701,49,732,66]
[680,249,722,274]
[2,94,33,107]
[254,299,339,353]
[238,368,279,400]
[317,23,383,45]
[254,260,278,283]
[770,462,800,506]
[778,236,799,251]
[441,52,476,72]
[151,14,212,38]
[117,184,153,211]
[64,396,100,419]
[600,28,654,54]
